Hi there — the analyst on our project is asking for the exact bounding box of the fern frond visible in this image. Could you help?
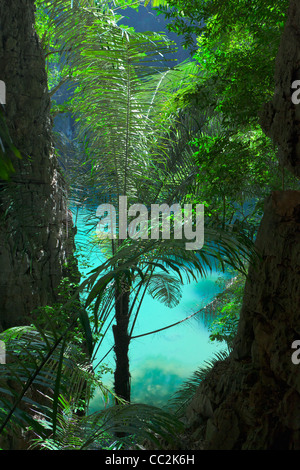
[167,350,229,417]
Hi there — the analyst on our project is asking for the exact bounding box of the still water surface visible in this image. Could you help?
[72,207,227,409]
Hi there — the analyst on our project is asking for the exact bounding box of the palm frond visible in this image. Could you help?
[30,396,183,450]
[0,300,182,449]
[0,322,85,438]
[147,272,183,308]
[166,350,229,417]
[45,0,176,207]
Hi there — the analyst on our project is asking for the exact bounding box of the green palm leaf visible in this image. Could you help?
[39,0,260,408]
[167,350,229,417]
[147,272,183,308]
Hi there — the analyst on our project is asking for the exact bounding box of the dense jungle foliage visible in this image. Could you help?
[0,0,297,450]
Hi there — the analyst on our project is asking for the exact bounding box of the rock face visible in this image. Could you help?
[260,0,300,179]
[0,0,79,331]
[184,190,300,450]
[182,0,300,450]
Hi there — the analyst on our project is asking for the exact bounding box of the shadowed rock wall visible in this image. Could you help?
[182,0,300,450]
[0,0,78,331]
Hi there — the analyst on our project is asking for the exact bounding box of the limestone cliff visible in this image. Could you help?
[0,0,79,331]
[181,0,300,450]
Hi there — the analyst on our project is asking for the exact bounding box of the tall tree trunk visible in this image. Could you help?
[0,1,79,450]
[113,280,131,403]
[179,0,300,450]
[0,0,79,332]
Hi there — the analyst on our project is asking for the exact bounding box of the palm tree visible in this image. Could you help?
[44,0,257,404]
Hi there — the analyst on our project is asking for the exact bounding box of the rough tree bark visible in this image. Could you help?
[0,0,79,332]
[0,0,80,450]
[113,280,131,403]
[179,0,300,450]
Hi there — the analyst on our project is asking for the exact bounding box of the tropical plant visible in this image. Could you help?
[155,0,299,234]
[166,349,229,418]
[0,290,182,450]
[0,0,276,449]
[208,273,245,351]
[28,397,182,450]
[0,106,22,180]
[36,0,259,406]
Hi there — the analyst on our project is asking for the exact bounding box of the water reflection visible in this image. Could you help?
[72,207,228,409]
[89,272,227,410]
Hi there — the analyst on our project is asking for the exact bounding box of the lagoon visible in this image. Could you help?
[72,206,228,409]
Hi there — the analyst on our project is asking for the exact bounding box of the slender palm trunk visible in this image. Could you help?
[113,280,131,402]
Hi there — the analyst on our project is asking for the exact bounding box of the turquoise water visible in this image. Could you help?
[72,206,228,409]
